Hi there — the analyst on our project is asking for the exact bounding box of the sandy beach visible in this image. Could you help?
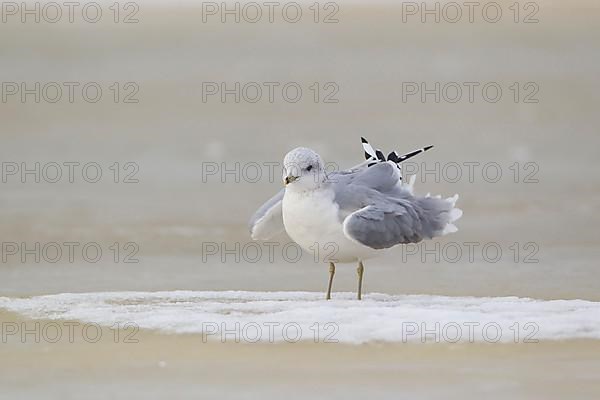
[2,308,600,400]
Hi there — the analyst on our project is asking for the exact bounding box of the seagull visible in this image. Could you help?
[249,138,462,300]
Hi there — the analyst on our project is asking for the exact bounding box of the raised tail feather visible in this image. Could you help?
[361,137,462,237]
[361,137,433,170]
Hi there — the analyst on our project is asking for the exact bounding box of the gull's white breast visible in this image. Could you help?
[282,187,379,263]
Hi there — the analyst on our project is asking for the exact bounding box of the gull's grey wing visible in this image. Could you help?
[334,162,461,249]
[249,188,285,240]
[331,161,404,198]
[352,160,402,192]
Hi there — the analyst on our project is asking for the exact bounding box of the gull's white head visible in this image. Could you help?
[282,147,325,190]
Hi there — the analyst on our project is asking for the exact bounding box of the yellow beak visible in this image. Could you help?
[284,176,298,185]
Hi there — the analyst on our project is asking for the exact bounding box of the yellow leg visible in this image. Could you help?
[357,261,364,300]
[326,262,335,300]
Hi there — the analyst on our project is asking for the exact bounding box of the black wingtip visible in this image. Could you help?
[361,137,368,143]
[424,145,434,151]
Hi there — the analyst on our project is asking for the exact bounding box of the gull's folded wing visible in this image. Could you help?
[342,204,423,249]
[339,163,461,249]
[248,188,285,240]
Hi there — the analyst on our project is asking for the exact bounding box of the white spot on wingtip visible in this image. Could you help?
[442,223,458,235]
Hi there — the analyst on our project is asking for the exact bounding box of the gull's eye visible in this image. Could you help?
[306,165,313,172]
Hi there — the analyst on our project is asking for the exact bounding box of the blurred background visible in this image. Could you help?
[1,0,599,300]
[1,1,600,398]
